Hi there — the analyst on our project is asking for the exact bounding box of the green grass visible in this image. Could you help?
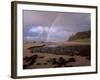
[72,38,90,42]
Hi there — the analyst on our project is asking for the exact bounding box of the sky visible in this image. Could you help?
[23,10,90,42]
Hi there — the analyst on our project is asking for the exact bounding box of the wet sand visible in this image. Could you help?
[23,42,90,69]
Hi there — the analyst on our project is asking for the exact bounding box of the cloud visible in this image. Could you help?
[24,36,47,42]
[23,10,90,42]
[29,27,38,33]
[47,30,75,41]
[23,10,57,27]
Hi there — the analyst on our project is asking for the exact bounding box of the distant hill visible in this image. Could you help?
[68,30,90,42]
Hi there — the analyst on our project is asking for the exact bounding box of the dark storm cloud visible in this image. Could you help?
[23,10,58,27]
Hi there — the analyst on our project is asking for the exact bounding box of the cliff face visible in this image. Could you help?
[68,31,90,42]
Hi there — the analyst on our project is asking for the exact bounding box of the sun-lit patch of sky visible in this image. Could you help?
[23,10,90,42]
